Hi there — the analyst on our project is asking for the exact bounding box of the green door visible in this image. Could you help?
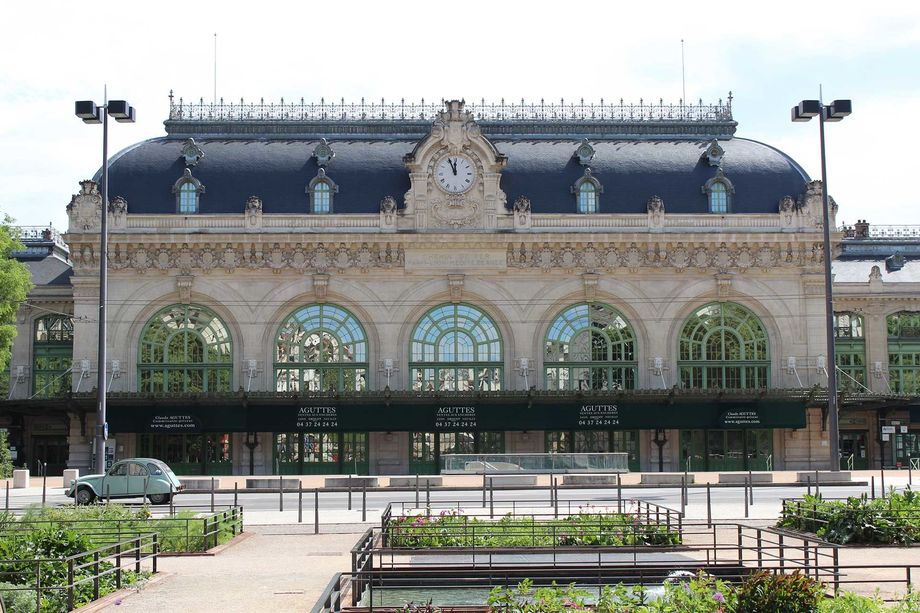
[681,430,706,472]
[746,429,774,470]
[139,433,232,476]
[342,433,369,475]
[409,432,438,475]
[611,431,640,472]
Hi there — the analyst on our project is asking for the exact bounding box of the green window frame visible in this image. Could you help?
[410,303,503,391]
[887,311,920,394]
[274,304,368,392]
[544,303,637,390]
[138,304,233,393]
[678,302,770,390]
[834,312,867,392]
[32,315,74,398]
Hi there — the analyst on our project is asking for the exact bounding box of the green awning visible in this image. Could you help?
[107,397,806,433]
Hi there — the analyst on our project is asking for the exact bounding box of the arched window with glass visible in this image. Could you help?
[307,169,338,214]
[835,312,867,392]
[544,303,637,391]
[273,304,369,475]
[709,182,728,213]
[138,304,233,393]
[409,303,504,473]
[887,311,920,394]
[678,302,770,389]
[172,169,205,214]
[410,303,503,392]
[32,315,74,398]
[137,304,233,475]
[578,183,597,213]
[274,304,368,393]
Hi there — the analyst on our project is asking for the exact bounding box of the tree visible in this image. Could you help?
[0,217,33,379]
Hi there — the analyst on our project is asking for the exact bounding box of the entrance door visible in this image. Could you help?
[409,432,437,474]
[31,436,68,476]
[746,430,773,471]
[723,430,746,471]
[138,433,233,475]
[681,430,706,472]
[342,433,369,475]
[611,431,640,472]
[840,430,869,469]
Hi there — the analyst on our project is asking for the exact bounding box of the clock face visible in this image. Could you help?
[435,155,476,193]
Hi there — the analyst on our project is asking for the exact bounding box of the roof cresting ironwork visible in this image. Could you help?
[167,92,734,124]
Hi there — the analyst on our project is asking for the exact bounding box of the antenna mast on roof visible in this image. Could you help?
[213,33,217,105]
[681,39,687,109]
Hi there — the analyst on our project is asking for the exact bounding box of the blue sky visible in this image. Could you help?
[2,1,918,229]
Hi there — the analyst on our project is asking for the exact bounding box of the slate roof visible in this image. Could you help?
[101,136,808,216]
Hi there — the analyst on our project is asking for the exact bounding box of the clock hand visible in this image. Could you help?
[450,158,457,175]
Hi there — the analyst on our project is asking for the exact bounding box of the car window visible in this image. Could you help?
[146,462,163,476]
[128,463,148,476]
[109,463,128,476]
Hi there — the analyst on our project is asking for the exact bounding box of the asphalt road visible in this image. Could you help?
[9,480,905,519]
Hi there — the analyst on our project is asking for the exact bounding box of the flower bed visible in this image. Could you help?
[778,489,920,545]
[386,508,680,548]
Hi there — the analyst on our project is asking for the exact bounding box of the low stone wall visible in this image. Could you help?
[640,473,695,485]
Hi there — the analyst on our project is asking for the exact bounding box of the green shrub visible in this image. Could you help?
[0,431,13,480]
[817,591,884,613]
[0,581,39,613]
[736,571,822,613]
[779,490,920,545]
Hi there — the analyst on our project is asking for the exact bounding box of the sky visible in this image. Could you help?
[1,1,918,230]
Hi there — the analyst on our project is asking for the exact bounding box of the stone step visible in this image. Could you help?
[562,474,622,486]
[640,473,695,486]
[719,472,773,484]
[388,477,443,487]
[796,471,851,484]
[324,477,379,488]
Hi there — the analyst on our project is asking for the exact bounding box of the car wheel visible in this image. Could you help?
[148,493,171,505]
[75,487,96,505]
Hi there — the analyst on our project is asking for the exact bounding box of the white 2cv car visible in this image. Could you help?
[66,458,184,505]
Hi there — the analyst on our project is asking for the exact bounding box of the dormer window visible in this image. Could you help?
[307,168,338,214]
[572,168,602,214]
[702,168,734,214]
[172,168,205,214]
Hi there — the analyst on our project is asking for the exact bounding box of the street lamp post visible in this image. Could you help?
[74,97,135,475]
[791,97,852,471]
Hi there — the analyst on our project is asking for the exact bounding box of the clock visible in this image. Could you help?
[435,155,476,193]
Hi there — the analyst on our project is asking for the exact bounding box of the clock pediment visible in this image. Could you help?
[403,99,508,231]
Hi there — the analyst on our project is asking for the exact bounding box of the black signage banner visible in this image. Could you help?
[107,397,807,433]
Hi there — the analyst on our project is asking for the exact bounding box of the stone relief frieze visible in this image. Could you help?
[73,238,824,277]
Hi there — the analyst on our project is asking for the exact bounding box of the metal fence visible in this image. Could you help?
[0,533,159,611]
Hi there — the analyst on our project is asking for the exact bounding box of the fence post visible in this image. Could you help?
[136,535,143,571]
[298,481,303,523]
[106,483,111,505]
[736,525,742,565]
[362,482,367,522]
[36,561,42,613]
[482,473,487,508]
[871,475,876,500]
[617,473,622,514]
[143,476,149,504]
[748,470,754,505]
[314,488,319,535]
[203,518,209,551]
[807,475,812,497]
[425,479,431,511]
[756,528,763,568]
[553,477,559,519]
[67,557,74,610]
[116,541,122,589]
[5,480,8,512]
[170,483,175,516]
[153,533,159,573]
[41,463,47,507]
[881,467,886,498]
[706,483,712,527]
[211,477,216,513]
[815,469,820,498]
[489,478,494,519]
[680,475,686,516]
[93,551,100,599]
[347,475,353,511]
[416,474,420,508]
[234,482,238,508]
[744,476,750,519]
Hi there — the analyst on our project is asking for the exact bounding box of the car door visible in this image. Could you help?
[102,462,129,497]
[126,462,150,497]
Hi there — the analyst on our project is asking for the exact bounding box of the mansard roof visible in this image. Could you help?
[98,97,809,216]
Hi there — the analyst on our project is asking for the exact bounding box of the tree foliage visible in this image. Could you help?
[0,217,33,374]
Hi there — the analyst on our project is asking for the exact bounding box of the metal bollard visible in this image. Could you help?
[5,481,8,512]
[362,483,367,522]
[909,462,913,486]
[489,478,494,519]
[870,475,875,500]
[234,482,238,508]
[169,483,175,516]
[314,488,319,534]
[106,484,111,505]
[706,483,712,527]
[553,477,559,519]
[680,476,686,515]
[210,477,216,513]
[347,476,352,511]
[425,480,430,510]
[617,473,622,514]
[744,476,750,518]
[806,475,811,497]
[815,469,820,498]
[143,477,149,503]
[881,467,886,498]
[42,463,47,507]
[748,470,754,505]
[416,474,420,508]
[279,476,284,512]
[298,481,303,523]
[482,473,487,508]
